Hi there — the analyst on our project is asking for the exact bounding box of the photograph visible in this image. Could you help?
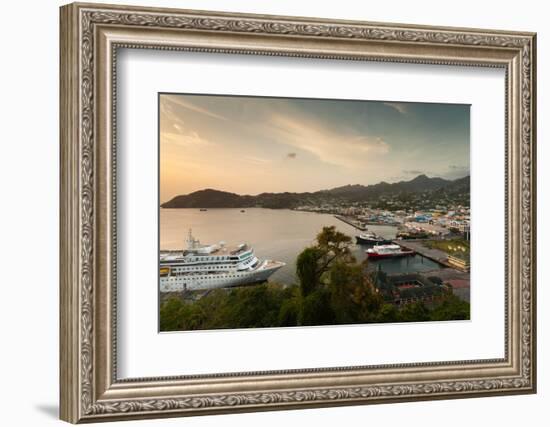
[158,94,472,331]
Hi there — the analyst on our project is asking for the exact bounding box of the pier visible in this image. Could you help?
[334,215,367,231]
[392,239,454,269]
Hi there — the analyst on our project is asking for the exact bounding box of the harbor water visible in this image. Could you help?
[160,208,443,285]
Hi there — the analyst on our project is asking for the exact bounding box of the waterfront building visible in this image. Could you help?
[374,273,451,306]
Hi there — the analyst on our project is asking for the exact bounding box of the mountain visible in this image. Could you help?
[161,189,255,209]
[161,175,469,209]
[323,174,451,200]
[161,189,314,209]
[446,175,470,191]
[399,174,450,191]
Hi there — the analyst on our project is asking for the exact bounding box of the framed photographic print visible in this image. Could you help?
[158,93,472,331]
[60,2,537,423]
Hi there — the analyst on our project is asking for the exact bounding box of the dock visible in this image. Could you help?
[392,239,454,269]
[334,215,367,231]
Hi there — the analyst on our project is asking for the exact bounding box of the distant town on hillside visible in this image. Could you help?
[162,174,470,212]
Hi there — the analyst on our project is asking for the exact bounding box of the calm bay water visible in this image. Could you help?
[160,208,441,284]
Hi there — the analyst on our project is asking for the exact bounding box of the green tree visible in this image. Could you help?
[160,297,207,331]
[352,275,384,323]
[277,286,300,327]
[296,247,325,297]
[399,301,430,322]
[211,285,282,329]
[328,262,364,323]
[316,225,354,260]
[299,288,335,326]
[430,294,470,321]
[159,297,185,331]
[296,226,354,297]
[376,304,399,323]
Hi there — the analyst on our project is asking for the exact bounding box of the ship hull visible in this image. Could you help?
[366,250,415,259]
[160,261,284,292]
[356,236,392,245]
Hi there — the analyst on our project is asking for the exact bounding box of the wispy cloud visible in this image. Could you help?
[160,100,186,129]
[351,136,389,154]
[161,130,210,147]
[384,102,408,114]
[268,113,389,169]
[443,164,470,179]
[163,95,228,121]
[244,155,271,165]
[415,165,469,180]
[160,96,221,149]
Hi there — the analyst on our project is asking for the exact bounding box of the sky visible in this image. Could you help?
[159,93,470,203]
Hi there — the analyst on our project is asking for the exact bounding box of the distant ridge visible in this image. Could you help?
[161,174,470,209]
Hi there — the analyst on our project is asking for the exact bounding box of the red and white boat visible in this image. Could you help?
[366,244,415,259]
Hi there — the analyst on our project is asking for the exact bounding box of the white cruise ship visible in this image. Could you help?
[160,230,285,292]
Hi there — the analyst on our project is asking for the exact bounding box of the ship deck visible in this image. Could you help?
[160,243,249,261]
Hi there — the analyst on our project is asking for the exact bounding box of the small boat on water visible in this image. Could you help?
[356,232,392,245]
[366,244,415,259]
[200,208,207,212]
[240,209,246,213]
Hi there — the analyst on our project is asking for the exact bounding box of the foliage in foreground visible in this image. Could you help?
[160,226,470,331]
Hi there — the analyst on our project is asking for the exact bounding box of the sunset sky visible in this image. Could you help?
[159,94,470,203]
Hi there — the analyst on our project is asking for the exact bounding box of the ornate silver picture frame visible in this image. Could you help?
[60,2,536,423]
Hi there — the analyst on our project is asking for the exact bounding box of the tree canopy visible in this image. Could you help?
[160,226,470,331]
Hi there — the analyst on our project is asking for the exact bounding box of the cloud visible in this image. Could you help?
[163,95,228,121]
[268,113,389,169]
[401,165,469,180]
[160,100,186,129]
[443,164,470,179]
[244,155,270,165]
[287,152,297,159]
[161,130,211,148]
[383,102,408,114]
[351,136,389,154]
[160,95,222,149]
[423,165,469,180]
